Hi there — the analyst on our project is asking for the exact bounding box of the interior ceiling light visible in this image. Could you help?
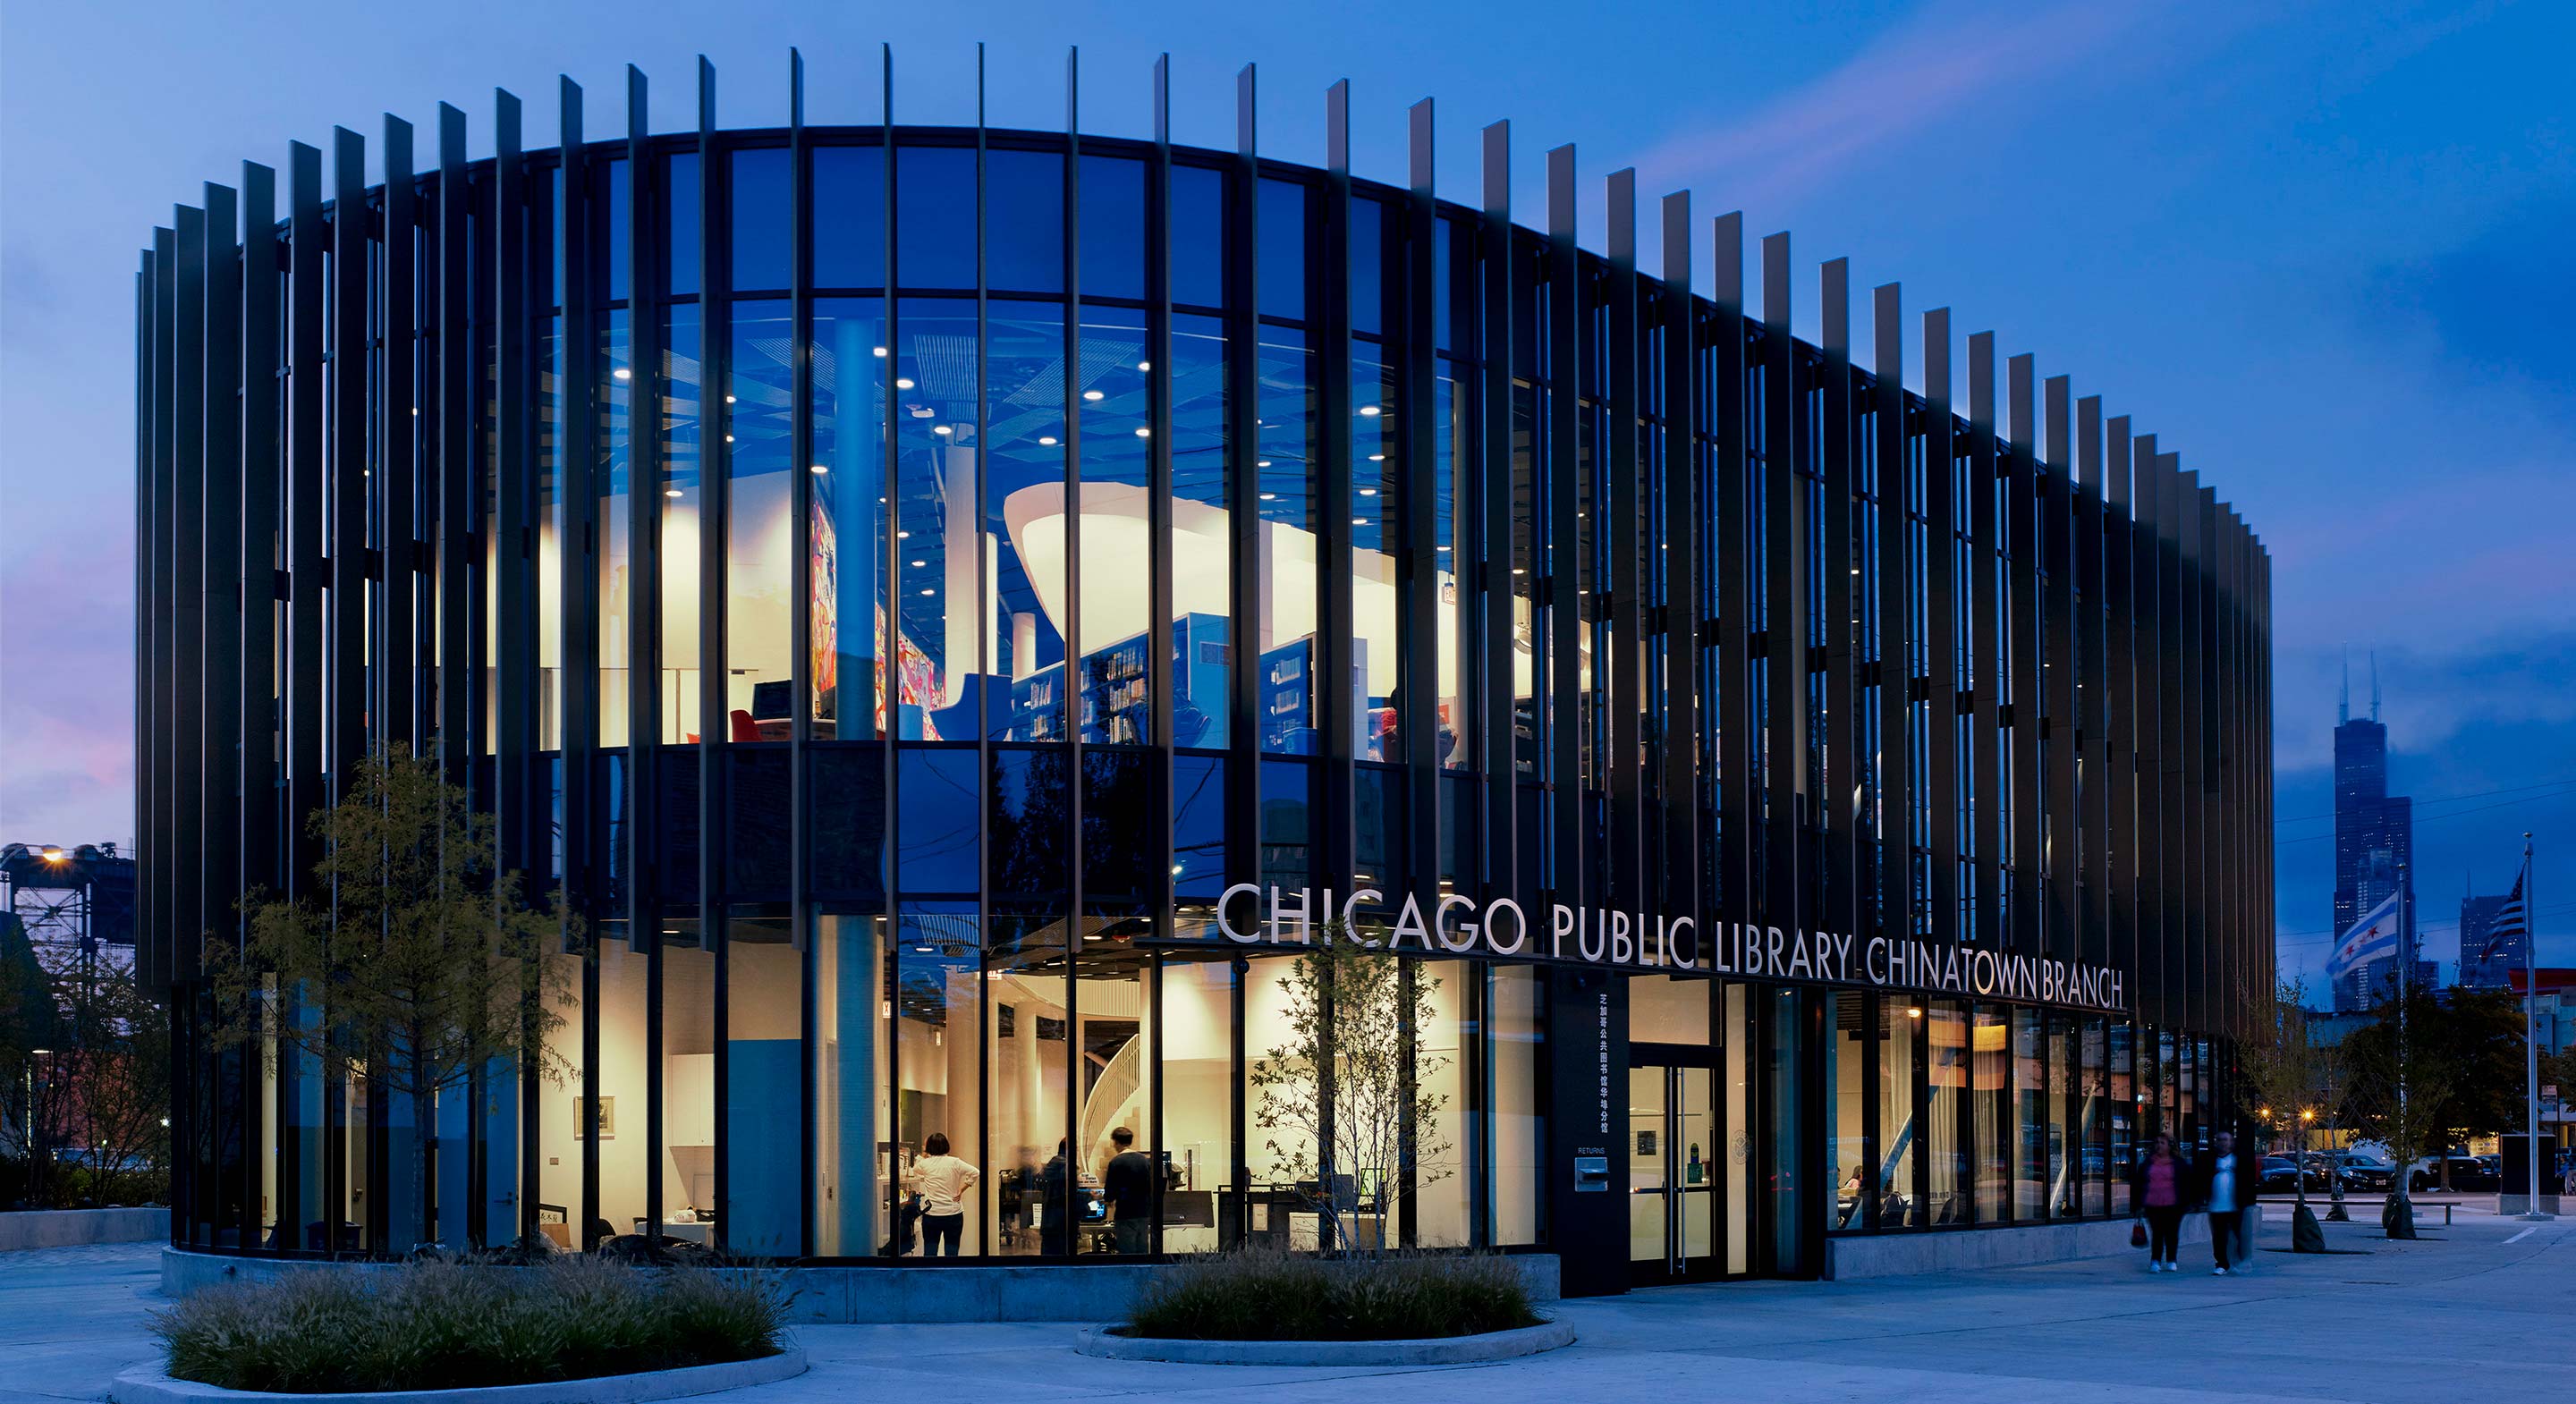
[665,487,683,498]
[1083,389,1106,402]
[1358,405,1381,417]
[895,377,916,390]
[810,463,828,474]
[1038,436,1058,445]
[612,367,631,380]
[873,346,888,357]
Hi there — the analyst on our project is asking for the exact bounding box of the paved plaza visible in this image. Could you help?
[4,1204,2568,1404]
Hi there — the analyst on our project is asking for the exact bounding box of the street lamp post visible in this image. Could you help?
[2520,833,2553,1221]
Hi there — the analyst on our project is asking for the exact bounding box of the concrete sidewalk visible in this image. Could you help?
[4,1205,2567,1403]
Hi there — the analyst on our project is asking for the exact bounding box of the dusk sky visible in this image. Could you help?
[4,0,2570,989]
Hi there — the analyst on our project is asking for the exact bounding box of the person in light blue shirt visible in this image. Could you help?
[2193,1131,2250,1274]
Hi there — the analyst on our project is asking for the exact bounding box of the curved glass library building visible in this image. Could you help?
[135,54,2274,1292]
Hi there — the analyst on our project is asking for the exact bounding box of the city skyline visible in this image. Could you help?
[5,0,2572,987]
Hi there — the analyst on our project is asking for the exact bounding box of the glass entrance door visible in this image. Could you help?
[1628,1059,1715,1281]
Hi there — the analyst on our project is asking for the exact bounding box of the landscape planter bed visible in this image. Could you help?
[109,1349,806,1404]
[1074,1321,1573,1366]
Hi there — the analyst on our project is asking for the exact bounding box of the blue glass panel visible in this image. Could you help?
[893,297,979,740]
[812,297,886,740]
[990,746,1071,901]
[1172,753,1227,900]
[1260,757,1311,889]
[897,747,981,894]
[809,743,887,901]
[665,152,700,296]
[727,747,791,901]
[605,156,631,302]
[1350,197,1385,339]
[731,147,790,292]
[1081,749,1153,901]
[1079,154,1145,301]
[986,309,1068,740]
[987,148,1063,294]
[897,145,975,291]
[813,145,886,289]
[1170,163,1224,309]
[1258,178,1307,323]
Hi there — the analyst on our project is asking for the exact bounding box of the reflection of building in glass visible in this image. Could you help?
[132,54,2272,1292]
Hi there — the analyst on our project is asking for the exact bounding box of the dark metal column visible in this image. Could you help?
[2076,397,2107,974]
[2105,418,2134,1004]
[1712,215,1750,930]
[1403,99,1440,933]
[1479,123,1516,907]
[1658,191,1697,945]
[1874,284,1909,951]
[328,130,369,803]
[172,205,206,992]
[200,180,245,1241]
[2044,375,2076,969]
[1546,147,1580,922]
[1318,80,1357,895]
[1758,233,1802,937]
[1818,260,1855,948]
[1921,309,1957,945]
[382,122,417,757]
[1966,333,1998,948]
[1605,169,1640,925]
[2005,355,2038,962]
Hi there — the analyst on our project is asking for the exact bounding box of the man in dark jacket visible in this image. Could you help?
[2190,1131,2253,1274]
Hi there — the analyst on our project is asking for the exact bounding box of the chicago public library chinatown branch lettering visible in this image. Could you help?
[132,49,2274,1295]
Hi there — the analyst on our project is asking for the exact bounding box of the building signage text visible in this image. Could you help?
[1212,883,2126,1011]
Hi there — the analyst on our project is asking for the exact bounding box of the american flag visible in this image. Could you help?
[2479,864,2528,964]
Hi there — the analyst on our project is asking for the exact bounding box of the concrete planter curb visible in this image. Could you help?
[0,1207,170,1251]
[108,1348,805,1404]
[1074,1320,1573,1366]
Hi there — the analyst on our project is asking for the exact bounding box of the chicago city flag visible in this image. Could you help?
[2327,891,2402,984]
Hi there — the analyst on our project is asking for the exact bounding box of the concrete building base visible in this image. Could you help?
[0,1208,171,1252]
[2497,1195,2562,1215]
[159,1248,1562,1324]
[1825,1216,2209,1280]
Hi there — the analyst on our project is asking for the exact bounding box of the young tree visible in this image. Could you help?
[1248,920,1454,1256]
[208,747,576,1253]
[2235,977,2333,1248]
[2341,986,2460,1239]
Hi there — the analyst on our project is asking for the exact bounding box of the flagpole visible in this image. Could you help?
[2522,833,2551,1220]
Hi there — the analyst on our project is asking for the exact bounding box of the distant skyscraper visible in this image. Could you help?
[2331,663,2419,1011]
[2459,891,2514,989]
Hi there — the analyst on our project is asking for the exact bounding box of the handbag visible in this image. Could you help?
[2131,1219,2148,1248]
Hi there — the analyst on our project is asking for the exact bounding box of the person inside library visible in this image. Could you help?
[911,1133,979,1258]
[1103,1127,1156,1255]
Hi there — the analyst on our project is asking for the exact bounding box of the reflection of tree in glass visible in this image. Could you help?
[1249,920,1453,1256]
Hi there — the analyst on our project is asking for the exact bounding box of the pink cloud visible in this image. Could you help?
[1633,0,2156,211]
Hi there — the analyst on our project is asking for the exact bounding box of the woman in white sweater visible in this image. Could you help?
[911,1133,979,1257]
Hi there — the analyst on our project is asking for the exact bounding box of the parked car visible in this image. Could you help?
[2259,1155,2316,1192]
[2330,1153,2396,1190]
[2411,1155,2501,1191]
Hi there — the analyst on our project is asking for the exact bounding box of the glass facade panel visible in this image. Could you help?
[1883,999,1920,1226]
[1827,993,1868,1232]
[1076,304,1152,744]
[1973,1005,2010,1222]
[151,115,2261,1285]
[811,145,885,292]
[1925,999,1964,1225]
[726,299,794,735]
[725,915,801,1256]
[813,297,887,739]
[894,905,980,1253]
